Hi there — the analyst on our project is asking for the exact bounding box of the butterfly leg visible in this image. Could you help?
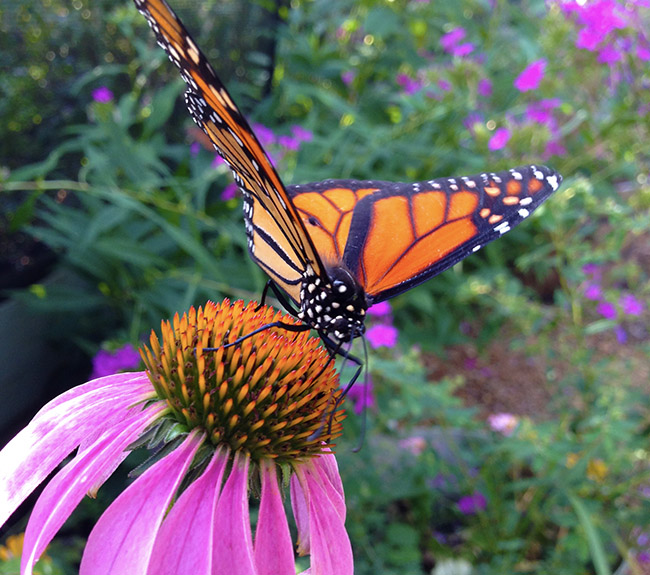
[306,332,365,441]
[256,280,300,317]
[256,280,274,309]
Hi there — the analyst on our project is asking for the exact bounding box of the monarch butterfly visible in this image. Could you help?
[133,0,562,347]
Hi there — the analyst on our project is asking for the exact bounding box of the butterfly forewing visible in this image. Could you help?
[288,165,561,303]
[134,0,324,302]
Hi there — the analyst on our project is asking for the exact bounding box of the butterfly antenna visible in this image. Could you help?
[351,331,370,453]
[203,320,310,352]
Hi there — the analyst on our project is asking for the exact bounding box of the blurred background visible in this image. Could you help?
[1,0,649,573]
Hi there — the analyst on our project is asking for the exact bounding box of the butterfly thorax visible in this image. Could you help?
[297,265,367,344]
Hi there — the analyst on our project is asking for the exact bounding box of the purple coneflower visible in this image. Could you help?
[1,300,352,575]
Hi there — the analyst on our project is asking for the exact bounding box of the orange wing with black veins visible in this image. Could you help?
[287,165,561,303]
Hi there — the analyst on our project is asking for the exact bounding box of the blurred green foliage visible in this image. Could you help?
[1,0,649,573]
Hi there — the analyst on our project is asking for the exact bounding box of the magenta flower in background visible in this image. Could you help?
[614,324,628,344]
[583,263,602,279]
[562,0,627,51]
[291,125,313,143]
[457,491,487,515]
[584,284,603,301]
[487,413,519,436]
[396,73,422,95]
[252,123,276,148]
[620,293,644,316]
[211,154,226,168]
[544,139,567,158]
[638,551,650,564]
[368,301,392,318]
[596,301,618,320]
[91,86,113,103]
[488,127,511,151]
[90,344,141,379]
[452,42,475,57]
[598,43,622,63]
[514,59,547,92]
[0,301,353,575]
[637,44,650,61]
[367,324,399,349]
[463,112,483,137]
[277,135,300,152]
[221,182,238,201]
[525,98,562,125]
[346,378,376,415]
[341,70,355,85]
[439,27,475,57]
[478,78,493,97]
[440,27,466,52]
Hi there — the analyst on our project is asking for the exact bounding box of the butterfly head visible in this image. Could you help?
[298,265,367,344]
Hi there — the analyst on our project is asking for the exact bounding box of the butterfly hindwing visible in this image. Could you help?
[288,165,561,304]
[134,0,324,303]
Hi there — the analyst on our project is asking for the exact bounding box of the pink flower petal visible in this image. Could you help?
[0,373,153,526]
[79,430,205,575]
[45,372,152,412]
[312,455,346,521]
[147,447,229,575]
[254,460,295,575]
[313,451,345,509]
[291,473,310,555]
[21,404,165,575]
[212,451,257,575]
[295,464,353,575]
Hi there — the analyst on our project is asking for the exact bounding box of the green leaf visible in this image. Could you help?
[567,493,612,575]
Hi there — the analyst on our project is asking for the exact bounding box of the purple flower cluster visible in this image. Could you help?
[346,377,376,415]
[634,530,650,564]
[91,344,141,379]
[341,70,356,86]
[582,263,645,343]
[488,127,511,152]
[514,59,547,92]
[395,26,482,97]
[366,301,399,349]
[396,72,423,95]
[456,491,487,515]
[92,86,114,103]
[440,27,475,58]
[487,97,566,157]
[560,0,650,84]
